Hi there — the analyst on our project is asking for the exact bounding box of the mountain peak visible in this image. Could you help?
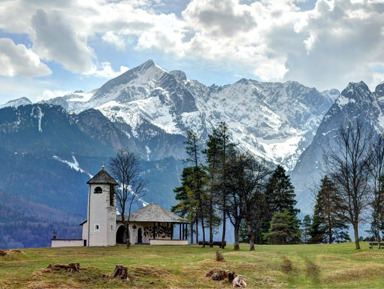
[375,82,384,97]
[0,97,32,109]
[137,59,156,71]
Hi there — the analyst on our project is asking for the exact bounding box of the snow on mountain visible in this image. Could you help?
[291,81,384,214]
[53,155,93,178]
[0,97,32,109]
[45,60,338,170]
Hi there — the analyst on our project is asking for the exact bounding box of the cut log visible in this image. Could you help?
[47,263,80,273]
[112,265,128,279]
[216,250,225,262]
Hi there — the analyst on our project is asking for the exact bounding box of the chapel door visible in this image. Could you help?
[138,227,143,244]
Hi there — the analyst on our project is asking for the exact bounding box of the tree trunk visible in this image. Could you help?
[221,208,226,248]
[209,195,214,247]
[353,223,360,249]
[377,215,381,243]
[233,224,240,251]
[125,221,131,248]
[195,220,199,244]
[247,223,255,251]
[201,215,206,248]
[190,222,194,244]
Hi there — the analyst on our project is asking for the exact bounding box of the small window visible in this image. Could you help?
[94,224,100,232]
[111,225,113,231]
[110,185,115,206]
[94,186,102,194]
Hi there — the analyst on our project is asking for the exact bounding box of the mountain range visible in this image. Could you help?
[0,59,383,248]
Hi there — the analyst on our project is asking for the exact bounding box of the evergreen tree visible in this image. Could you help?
[309,204,327,244]
[261,165,300,241]
[171,167,198,244]
[184,130,208,246]
[207,122,236,248]
[265,165,299,216]
[301,215,312,244]
[203,132,222,247]
[309,176,349,244]
[264,210,301,244]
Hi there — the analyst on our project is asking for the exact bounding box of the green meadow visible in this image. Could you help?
[1,242,384,288]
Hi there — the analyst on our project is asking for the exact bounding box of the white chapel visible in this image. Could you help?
[51,166,189,247]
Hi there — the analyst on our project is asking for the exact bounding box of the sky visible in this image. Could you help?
[0,0,384,105]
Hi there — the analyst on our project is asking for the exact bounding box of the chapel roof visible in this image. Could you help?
[87,167,118,185]
[121,203,188,223]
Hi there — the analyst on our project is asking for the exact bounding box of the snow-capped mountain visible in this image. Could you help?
[46,60,338,170]
[291,81,384,213]
[0,97,32,109]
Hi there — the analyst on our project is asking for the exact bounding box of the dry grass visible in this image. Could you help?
[2,242,384,288]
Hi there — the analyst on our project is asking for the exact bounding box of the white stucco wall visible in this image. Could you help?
[88,184,116,246]
[51,239,84,247]
[127,222,174,245]
[81,222,88,245]
[149,239,188,245]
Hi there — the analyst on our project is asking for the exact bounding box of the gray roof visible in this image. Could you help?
[122,203,188,223]
[87,168,118,185]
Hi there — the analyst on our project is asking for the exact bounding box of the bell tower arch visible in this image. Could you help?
[86,165,118,246]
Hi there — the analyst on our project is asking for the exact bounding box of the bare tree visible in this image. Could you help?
[369,135,384,243]
[326,120,373,249]
[226,153,269,250]
[109,150,147,248]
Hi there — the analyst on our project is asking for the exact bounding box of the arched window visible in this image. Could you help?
[94,186,102,194]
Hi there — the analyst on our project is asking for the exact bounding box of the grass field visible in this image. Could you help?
[1,242,384,288]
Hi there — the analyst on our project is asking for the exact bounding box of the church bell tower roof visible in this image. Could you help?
[87,166,118,185]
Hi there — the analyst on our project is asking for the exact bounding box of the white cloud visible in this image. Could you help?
[0,38,51,77]
[102,32,126,51]
[39,89,72,102]
[31,9,94,73]
[84,62,129,79]
[0,0,383,91]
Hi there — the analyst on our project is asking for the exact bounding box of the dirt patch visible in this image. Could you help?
[281,257,293,274]
[132,265,171,278]
[0,249,24,257]
[317,254,347,262]
[305,260,320,282]
[353,252,384,261]
[326,265,384,283]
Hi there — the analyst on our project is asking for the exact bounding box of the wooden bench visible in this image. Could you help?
[198,241,226,248]
[369,242,384,249]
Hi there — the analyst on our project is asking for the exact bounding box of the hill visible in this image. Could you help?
[1,243,384,288]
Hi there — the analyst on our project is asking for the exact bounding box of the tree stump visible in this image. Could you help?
[112,265,128,279]
[216,250,225,262]
[47,263,80,273]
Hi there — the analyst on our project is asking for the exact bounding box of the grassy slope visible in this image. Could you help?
[1,242,384,288]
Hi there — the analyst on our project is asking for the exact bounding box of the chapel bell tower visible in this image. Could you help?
[86,165,118,246]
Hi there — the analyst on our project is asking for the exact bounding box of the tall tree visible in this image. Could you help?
[226,153,270,250]
[203,132,221,247]
[184,130,207,246]
[261,165,299,241]
[369,135,384,243]
[171,167,198,244]
[265,165,299,216]
[243,161,270,250]
[109,150,146,248]
[209,122,236,248]
[326,120,373,249]
[310,176,349,244]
